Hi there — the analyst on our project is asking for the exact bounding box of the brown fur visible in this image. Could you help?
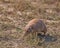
[23,18,47,38]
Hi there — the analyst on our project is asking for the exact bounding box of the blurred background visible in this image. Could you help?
[0,0,60,48]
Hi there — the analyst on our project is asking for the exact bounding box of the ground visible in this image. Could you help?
[0,0,60,48]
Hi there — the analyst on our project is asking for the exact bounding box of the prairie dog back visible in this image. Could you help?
[23,18,47,37]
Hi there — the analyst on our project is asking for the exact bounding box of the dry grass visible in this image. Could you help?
[0,0,60,48]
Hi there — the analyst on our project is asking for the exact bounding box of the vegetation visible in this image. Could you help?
[0,0,60,48]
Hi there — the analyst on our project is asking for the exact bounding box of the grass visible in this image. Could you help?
[0,0,60,48]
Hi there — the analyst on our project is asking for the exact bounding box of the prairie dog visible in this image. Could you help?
[23,18,47,38]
